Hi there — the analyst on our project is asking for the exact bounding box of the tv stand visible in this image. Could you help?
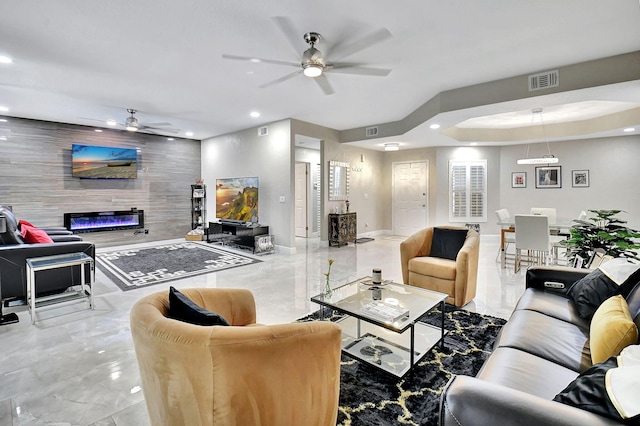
[207,221,272,253]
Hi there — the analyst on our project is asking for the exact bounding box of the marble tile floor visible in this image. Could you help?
[0,234,527,426]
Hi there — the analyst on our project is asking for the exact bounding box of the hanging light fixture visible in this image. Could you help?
[517,108,559,165]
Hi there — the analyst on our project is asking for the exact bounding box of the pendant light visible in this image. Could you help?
[517,108,559,165]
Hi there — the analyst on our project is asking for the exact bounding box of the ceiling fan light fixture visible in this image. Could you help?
[384,143,399,151]
[303,63,323,78]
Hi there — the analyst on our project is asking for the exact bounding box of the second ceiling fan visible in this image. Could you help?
[222,17,392,95]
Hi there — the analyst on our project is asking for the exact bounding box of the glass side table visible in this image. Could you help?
[26,252,94,324]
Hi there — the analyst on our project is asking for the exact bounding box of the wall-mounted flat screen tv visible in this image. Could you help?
[71,144,138,179]
[216,177,259,222]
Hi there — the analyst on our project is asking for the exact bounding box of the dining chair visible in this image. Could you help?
[514,214,550,272]
[494,209,515,267]
[530,207,557,224]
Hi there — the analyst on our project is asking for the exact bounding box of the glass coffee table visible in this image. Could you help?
[311,277,447,378]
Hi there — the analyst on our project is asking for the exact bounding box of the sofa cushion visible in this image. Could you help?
[430,227,467,261]
[168,286,230,326]
[477,347,579,400]
[20,225,54,244]
[567,258,640,320]
[590,295,638,364]
[495,309,591,373]
[408,256,456,280]
[513,288,589,330]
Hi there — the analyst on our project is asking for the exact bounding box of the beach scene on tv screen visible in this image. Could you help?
[216,177,258,221]
[72,144,138,179]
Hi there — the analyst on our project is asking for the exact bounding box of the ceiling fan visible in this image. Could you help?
[222,17,392,95]
[121,109,180,133]
[80,108,180,134]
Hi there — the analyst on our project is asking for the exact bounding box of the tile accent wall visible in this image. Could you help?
[0,117,201,248]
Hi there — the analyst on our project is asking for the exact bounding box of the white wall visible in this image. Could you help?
[499,134,640,231]
[201,119,293,248]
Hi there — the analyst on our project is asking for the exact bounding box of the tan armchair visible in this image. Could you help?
[130,288,342,426]
[400,226,480,307]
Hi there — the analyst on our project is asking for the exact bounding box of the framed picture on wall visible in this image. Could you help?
[511,172,526,188]
[572,169,590,187]
[535,166,562,188]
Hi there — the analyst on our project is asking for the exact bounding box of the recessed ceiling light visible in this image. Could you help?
[0,106,9,112]
[623,127,635,132]
[167,137,174,141]
[470,142,478,146]
[185,131,194,137]
[0,55,12,64]
[250,58,261,63]
[0,136,7,141]
[429,123,441,130]
[250,111,260,118]
[0,118,7,122]
[384,143,399,151]
[106,120,117,126]
[94,129,103,132]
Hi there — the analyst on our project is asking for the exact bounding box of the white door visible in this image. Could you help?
[393,161,428,236]
[295,162,309,237]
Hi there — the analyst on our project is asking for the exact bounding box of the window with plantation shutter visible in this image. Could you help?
[449,160,487,222]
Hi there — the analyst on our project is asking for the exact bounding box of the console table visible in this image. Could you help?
[26,252,94,324]
[329,212,357,247]
[207,222,272,253]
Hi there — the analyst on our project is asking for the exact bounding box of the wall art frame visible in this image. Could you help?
[572,169,590,187]
[511,172,526,188]
[535,166,562,188]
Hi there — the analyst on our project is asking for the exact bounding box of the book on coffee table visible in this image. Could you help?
[361,301,409,322]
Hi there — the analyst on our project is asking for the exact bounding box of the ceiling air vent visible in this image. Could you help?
[257,126,268,137]
[528,70,559,91]
[365,126,379,137]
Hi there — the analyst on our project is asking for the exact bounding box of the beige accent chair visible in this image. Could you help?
[130,288,342,426]
[400,227,480,307]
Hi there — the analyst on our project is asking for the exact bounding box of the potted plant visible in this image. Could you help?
[563,209,640,267]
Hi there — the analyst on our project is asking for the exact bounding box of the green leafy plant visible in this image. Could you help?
[563,209,640,266]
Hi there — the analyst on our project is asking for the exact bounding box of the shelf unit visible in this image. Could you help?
[191,184,206,229]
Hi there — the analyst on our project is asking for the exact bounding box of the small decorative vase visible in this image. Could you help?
[324,278,333,298]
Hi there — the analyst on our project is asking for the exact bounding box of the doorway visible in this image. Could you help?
[295,162,310,237]
[393,161,429,236]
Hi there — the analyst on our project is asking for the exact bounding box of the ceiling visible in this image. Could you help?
[2,1,640,151]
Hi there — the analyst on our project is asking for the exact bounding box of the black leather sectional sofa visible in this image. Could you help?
[439,265,640,426]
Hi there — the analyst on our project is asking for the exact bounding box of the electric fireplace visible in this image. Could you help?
[64,210,144,233]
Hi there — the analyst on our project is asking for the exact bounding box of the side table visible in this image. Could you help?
[26,252,94,324]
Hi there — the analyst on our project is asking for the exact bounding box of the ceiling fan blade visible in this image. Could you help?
[140,122,172,127]
[330,63,391,77]
[314,75,335,96]
[328,27,392,61]
[259,70,303,89]
[272,16,303,56]
[222,53,299,68]
[141,125,181,133]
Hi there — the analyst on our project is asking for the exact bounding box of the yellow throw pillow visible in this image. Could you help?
[590,295,639,364]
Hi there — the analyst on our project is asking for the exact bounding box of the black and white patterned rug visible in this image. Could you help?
[299,305,506,425]
[96,241,261,291]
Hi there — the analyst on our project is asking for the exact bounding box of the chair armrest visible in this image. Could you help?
[440,375,620,426]
[525,266,590,296]
[400,229,430,283]
[49,234,83,242]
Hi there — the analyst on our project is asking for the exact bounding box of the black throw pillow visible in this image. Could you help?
[430,228,468,261]
[168,286,230,326]
[553,357,640,424]
[567,261,640,320]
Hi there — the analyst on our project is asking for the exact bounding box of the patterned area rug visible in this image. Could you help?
[96,241,261,291]
[300,305,506,425]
